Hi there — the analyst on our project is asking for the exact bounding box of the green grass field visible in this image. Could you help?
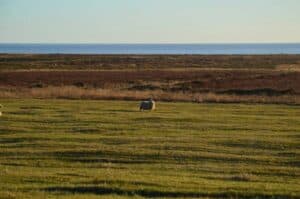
[0,100,299,198]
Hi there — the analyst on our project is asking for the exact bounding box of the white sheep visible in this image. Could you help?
[140,99,156,111]
[0,104,2,116]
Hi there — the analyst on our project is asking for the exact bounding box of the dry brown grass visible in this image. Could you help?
[1,86,299,105]
[276,62,300,71]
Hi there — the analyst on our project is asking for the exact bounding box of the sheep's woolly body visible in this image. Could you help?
[140,100,156,111]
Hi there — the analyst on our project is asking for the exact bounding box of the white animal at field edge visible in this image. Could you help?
[140,99,156,111]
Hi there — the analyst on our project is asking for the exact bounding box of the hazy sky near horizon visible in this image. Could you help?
[0,0,300,43]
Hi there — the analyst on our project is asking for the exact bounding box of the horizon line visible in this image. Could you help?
[1,42,300,45]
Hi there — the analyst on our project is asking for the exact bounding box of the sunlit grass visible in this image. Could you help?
[0,99,299,198]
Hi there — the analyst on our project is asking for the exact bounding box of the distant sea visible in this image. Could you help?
[0,43,300,55]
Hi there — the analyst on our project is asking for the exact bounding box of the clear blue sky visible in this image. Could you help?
[0,0,300,43]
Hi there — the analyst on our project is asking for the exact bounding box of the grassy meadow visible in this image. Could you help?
[0,100,299,198]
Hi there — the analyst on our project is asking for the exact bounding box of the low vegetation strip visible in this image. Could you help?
[1,86,300,105]
[1,54,300,104]
[0,100,299,198]
[0,69,299,104]
[1,70,300,92]
[1,54,300,70]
